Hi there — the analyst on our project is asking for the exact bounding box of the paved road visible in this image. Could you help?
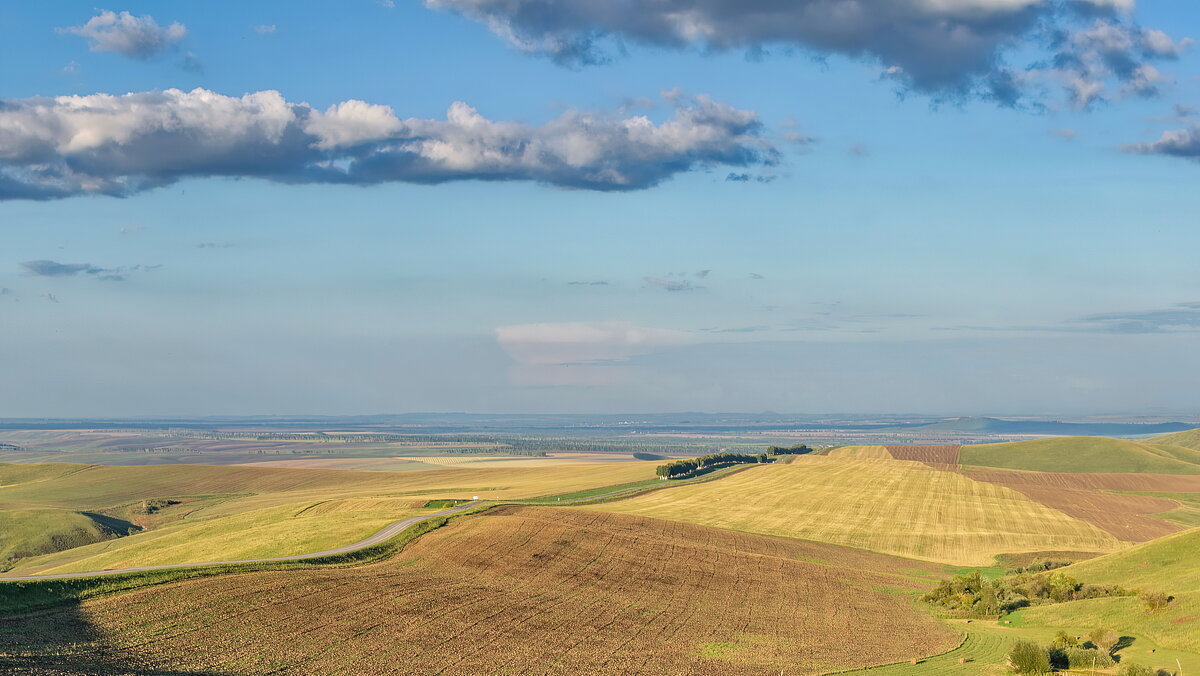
[0,501,484,582]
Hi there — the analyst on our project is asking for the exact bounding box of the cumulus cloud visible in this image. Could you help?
[0,88,777,200]
[58,10,187,59]
[1049,20,1191,106]
[426,0,1186,105]
[1123,125,1200,160]
[496,321,689,386]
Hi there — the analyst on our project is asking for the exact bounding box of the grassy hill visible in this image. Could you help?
[0,507,960,675]
[0,460,657,572]
[1153,427,1200,451]
[591,457,1123,566]
[960,436,1200,474]
[1015,528,1200,652]
[0,510,138,572]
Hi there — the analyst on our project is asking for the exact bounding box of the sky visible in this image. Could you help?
[1,1,1199,417]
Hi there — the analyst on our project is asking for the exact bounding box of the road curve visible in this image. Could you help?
[0,463,762,583]
[0,501,485,582]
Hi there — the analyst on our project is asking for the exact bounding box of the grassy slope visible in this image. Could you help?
[0,510,132,571]
[1153,428,1200,451]
[592,457,1123,566]
[6,500,430,575]
[1015,528,1200,652]
[960,437,1200,474]
[0,460,657,571]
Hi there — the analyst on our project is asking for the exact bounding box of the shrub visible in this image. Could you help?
[1054,647,1114,670]
[1141,591,1173,614]
[1117,663,1170,676]
[1007,640,1051,674]
[1086,628,1119,655]
[1050,631,1078,649]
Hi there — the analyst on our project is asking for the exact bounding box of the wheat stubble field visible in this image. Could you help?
[0,506,959,676]
[593,457,1125,565]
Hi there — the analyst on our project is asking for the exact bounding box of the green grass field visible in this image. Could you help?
[961,437,1200,474]
[590,457,1124,565]
[1015,528,1200,653]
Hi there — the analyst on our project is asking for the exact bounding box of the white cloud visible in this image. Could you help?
[0,88,777,200]
[253,24,277,35]
[58,10,187,59]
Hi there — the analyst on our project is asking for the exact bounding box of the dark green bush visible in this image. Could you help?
[1007,640,1051,674]
[1054,647,1114,670]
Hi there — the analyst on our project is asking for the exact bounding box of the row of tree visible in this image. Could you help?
[765,443,814,455]
[655,452,771,479]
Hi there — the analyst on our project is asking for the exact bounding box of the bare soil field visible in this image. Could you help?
[886,445,961,469]
[965,470,1199,542]
[0,507,959,675]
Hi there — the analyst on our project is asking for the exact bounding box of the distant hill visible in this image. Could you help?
[1153,427,1200,450]
[960,436,1200,474]
[904,417,1195,437]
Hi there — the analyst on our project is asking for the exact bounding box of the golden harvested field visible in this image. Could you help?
[592,458,1125,565]
[828,445,892,459]
[0,461,658,572]
[0,507,959,675]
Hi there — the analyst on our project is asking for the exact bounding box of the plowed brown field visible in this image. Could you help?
[966,470,1199,542]
[886,446,961,469]
[0,507,959,676]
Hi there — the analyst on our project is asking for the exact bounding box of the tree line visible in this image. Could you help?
[655,452,771,479]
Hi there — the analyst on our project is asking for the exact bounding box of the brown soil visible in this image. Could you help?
[0,507,959,676]
[886,445,962,470]
[965,470,1198,542]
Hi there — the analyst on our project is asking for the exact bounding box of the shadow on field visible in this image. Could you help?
[0,604,217,675]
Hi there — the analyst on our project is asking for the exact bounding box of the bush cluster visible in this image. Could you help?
[924,569,1130,616]
[655,453,769,479]
[1006,631,1175,675]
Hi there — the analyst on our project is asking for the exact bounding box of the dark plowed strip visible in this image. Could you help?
[886,446,961,470]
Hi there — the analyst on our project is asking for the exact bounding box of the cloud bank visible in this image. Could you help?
[58,10,187,59]
[496,321,689,386]
[20,260,159,282]
[426,0,1187,105]
[0,88,777,200]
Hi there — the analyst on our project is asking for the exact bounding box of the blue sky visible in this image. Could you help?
[1,1,1199,417]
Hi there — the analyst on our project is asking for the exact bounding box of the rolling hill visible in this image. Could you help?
[590,457,1123,565]
[0,507,960,675]
[1153,427,1200,451]
[0,460,657,573]
[1016,528,1200,652]
[960,436,1200,474]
